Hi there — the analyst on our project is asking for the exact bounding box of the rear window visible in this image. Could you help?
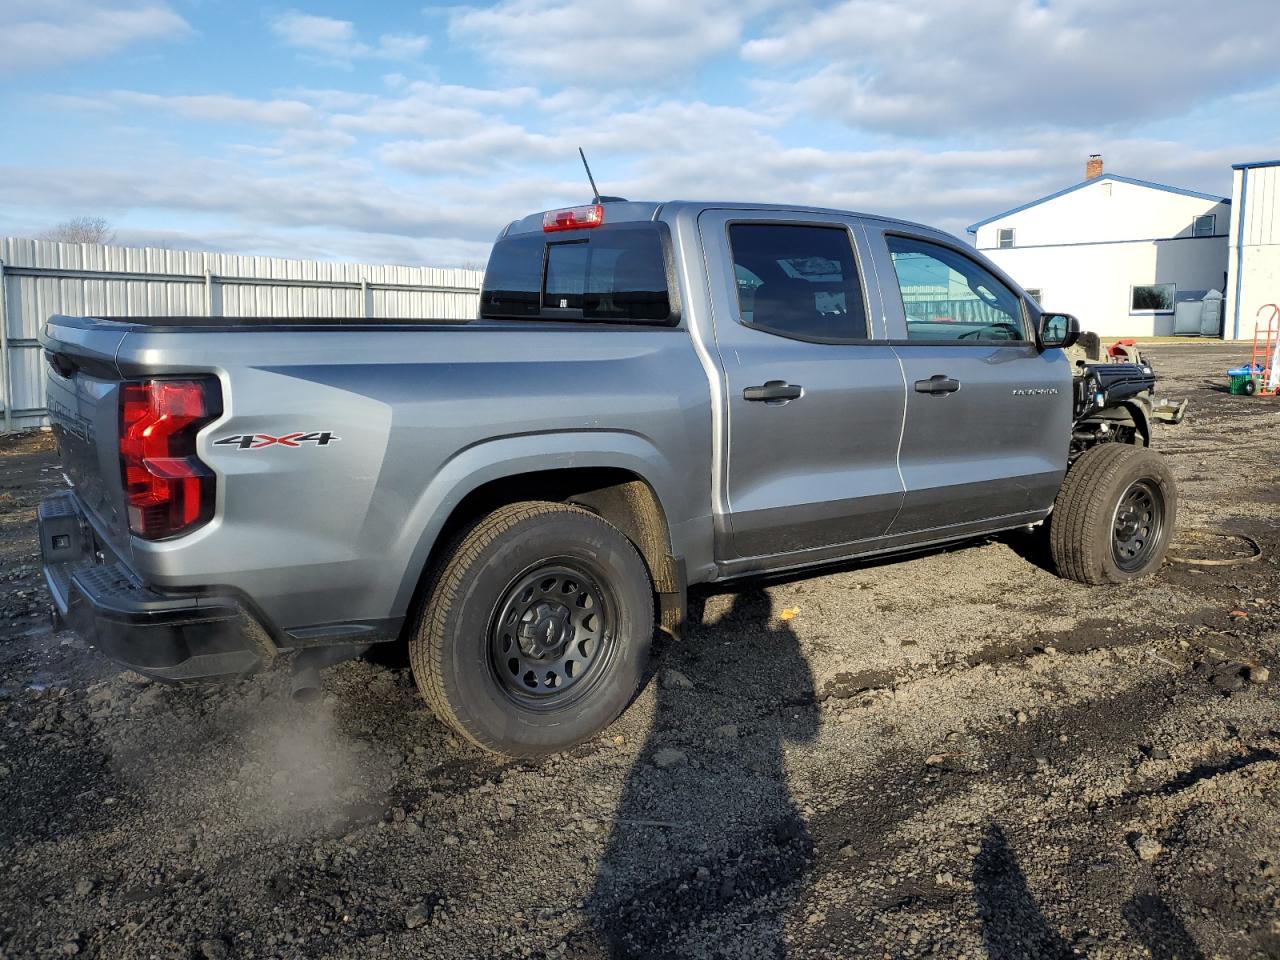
[481,222,673,323]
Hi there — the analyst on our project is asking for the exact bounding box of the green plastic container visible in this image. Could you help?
[1228,365,1262,395]
[1229,373,1255,394]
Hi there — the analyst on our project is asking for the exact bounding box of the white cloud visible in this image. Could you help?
[380,125,559,175]
[110,92,316,128]
[16,67,1276,264]
[270,11,429,66]
[0,0,190,72]
[0,158,488,248]
[4,121,1275,268]
[379,100,779,176]
[107,225,493,269]
[282,87,381,112]
[743,0,1280,133]
[449,0,771,86]
[11,0,1280,268]
[375,33,430,61]
[328,81,539,136]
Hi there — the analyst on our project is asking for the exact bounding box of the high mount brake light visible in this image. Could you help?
[119,379,220,539]
[543,204,604,232]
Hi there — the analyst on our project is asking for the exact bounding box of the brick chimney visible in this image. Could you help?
[1085,154,1104,180]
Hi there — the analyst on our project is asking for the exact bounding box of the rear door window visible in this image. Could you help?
[727,224,868,341]
[481,223,672,323]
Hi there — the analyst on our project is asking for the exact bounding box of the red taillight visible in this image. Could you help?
[119,379,220,539]
[543,204,604,232]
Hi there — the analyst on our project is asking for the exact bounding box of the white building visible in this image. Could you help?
[1226,159,1280,342]
[968,157,1231,338]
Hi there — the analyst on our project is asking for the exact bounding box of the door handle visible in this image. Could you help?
[914,374,960,395]
[743,380,803,403]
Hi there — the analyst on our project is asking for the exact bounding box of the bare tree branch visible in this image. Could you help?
[39,216,116,245]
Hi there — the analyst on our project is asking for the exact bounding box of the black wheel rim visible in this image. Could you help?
[1111,479,1165,572]
[488,561,615,709]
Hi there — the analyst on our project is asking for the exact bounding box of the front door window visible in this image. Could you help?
[887,236,1027,342]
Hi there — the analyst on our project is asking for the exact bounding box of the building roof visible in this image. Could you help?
[966,174,1230,234]
[1232,159,1280,170]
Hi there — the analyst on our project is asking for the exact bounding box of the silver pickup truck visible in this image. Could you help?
[37,200,1177,756]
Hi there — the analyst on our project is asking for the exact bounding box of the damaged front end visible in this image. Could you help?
[1067,334,1187,461]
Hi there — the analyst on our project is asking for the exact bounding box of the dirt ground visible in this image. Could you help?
[1,341,1277,960]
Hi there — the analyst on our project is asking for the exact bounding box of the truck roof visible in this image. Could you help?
[502,200,943,239]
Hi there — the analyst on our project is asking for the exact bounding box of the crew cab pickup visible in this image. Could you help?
[38,200,1178,756]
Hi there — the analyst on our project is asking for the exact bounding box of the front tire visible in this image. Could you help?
[410,502,653,757]
[1049,444,1177,585]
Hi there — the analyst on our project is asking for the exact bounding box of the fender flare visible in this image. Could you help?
[389,430,682,616]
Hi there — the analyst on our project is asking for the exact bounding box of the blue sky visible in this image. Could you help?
[2,0,1279,266]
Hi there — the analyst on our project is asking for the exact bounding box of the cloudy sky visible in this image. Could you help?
[2,0,1278,267]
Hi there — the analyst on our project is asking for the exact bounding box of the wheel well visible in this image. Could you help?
[411,468,681,635]
[1122,401,1152,447]
[1072,401,1150,462]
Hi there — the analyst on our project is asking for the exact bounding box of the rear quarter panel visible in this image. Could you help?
[117,325,712,634]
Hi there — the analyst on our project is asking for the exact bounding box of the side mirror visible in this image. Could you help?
[1038,311,1080,350]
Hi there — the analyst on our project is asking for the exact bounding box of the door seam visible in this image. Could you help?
[886,344,909,534]
[857,220,909,534]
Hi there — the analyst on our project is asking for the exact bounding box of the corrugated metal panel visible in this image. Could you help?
[1226,163,1280,340]
[0,237,483,431]
[1243,165,1278,246]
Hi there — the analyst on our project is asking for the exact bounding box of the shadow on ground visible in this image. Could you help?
[581,587,818,958]
[976,824,1207,960]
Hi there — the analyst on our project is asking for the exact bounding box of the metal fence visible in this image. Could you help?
[901,297,1009,324]
[0,237,484,432]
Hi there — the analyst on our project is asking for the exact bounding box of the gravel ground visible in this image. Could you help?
[1,341,1277,960]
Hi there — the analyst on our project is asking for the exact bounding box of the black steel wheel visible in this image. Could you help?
[1111,479,1165,572]
[489,561,616,708]
[410,501,653,758]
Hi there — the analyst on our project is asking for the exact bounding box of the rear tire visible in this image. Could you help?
[410,501,653,758]
[1049,444,1177,585]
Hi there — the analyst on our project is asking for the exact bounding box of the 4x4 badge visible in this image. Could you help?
[214,432,340,450]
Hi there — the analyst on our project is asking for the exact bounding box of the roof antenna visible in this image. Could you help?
[579,147,601,204]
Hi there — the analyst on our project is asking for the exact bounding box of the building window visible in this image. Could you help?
[1024,288,1043,305]
[1193,214,1216,237]
[997,228,1015,248]
[1131,283,1175,313]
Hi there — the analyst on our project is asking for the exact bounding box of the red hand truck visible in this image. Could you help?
[1248,304,1279,397]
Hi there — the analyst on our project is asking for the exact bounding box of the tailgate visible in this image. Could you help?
[40,316,134,557]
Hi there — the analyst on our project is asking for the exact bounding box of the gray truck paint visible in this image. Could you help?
[40,200,1072,651]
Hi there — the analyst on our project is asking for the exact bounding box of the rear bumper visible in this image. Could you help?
[38,492,277,680]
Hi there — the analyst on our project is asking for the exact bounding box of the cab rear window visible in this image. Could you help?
[481,222,673,323]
